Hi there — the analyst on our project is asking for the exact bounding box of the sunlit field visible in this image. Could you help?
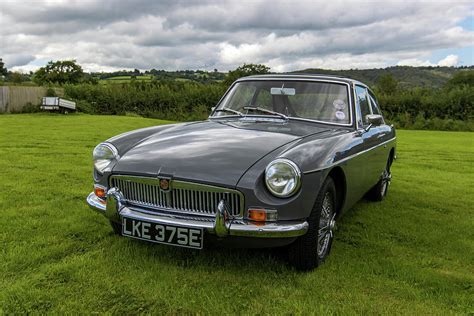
[0,114,472,314]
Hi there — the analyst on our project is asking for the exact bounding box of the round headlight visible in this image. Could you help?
[93,143,118,174]
[265,158,301,197]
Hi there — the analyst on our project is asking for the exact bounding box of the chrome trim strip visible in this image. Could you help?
[119,206,308,238]
[209,78,354,127]
[303,137,397,174]
[236,77,350,84]
[87,191,308,238]
[87,192,106,212]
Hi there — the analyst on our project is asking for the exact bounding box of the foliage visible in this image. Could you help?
[65,80,225,121]
[0,58,7,76]
[33,60,85,85]
[376,73,398,95]
[0,114,473,314]
[96,69,225,84]
[8,72,28,84]
[444,70,474,89]
[296,65,474,89]
[390,113,473,131]
[61,68,473,130]
[18,102,41,113]
[223,63,271,87]
[372,70,474,131]
[46,88,57,97]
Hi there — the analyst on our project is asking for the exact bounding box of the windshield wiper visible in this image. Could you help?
[243,106,288,120]
[213,107,243,117]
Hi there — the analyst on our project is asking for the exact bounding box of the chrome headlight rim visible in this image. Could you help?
[93,142,119,175]
[265,158,302,198]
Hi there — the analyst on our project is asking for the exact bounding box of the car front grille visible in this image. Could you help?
[109,175,243,217]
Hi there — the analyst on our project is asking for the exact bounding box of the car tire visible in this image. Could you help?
[109,220,122,235]
[367,157,392,202]
[288,177,337,271]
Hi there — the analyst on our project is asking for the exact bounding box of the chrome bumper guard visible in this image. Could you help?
[87,189,308,238]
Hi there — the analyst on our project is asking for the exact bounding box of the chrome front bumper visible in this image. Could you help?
[87,189,308,239]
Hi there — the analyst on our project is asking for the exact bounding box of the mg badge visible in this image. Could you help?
[159,178,170,192]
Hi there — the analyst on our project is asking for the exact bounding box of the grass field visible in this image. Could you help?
[0,114,473,314]
[100,75,154,84]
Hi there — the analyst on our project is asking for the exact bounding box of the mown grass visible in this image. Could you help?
[0,113,473,314]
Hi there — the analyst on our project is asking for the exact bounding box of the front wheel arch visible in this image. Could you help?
[388,148,395,169]
[325,166,346,216]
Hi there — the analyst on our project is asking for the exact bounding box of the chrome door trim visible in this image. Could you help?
[303,137,396,174]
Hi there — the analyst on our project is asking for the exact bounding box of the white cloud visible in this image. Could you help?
[437,54,460,67]
[0,0,472,72]
[397,54,460,67]
[397,58,434,67]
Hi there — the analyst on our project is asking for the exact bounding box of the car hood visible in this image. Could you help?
[112,119,331,187]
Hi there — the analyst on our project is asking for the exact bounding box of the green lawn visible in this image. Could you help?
[0,114,473,314]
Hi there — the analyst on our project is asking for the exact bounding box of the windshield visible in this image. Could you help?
[212,80,351,125]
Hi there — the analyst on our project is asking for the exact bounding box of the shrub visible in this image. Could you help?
[64,81,225,121]
[46,88,56,97]
[75,100,96,114]
[19,102,41,113]
[62,75,473,131]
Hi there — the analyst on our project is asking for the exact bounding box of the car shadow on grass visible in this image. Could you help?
[117,234,294,273]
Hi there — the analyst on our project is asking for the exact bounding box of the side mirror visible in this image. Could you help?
[211,106,216,112]
[367,114,383,126]
[364,114,383,131]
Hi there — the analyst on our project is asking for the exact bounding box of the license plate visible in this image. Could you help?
[121,217,203,249]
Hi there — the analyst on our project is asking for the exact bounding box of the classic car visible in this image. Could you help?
[87,74,396,270]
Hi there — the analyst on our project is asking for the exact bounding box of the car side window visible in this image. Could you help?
[368,90,382,116]
[355,85,371,128]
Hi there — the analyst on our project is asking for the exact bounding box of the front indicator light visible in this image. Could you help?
[94,185,106,199]
[248,208,278,222]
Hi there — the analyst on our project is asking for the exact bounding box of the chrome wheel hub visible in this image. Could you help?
[329,218,336,231]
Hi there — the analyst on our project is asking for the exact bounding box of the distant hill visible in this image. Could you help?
[291,66,474,89]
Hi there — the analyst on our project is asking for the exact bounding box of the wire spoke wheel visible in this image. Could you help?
[380,166,392,197]
[317,192,335,258]
[367,156,393,202]
[288,177,337,270]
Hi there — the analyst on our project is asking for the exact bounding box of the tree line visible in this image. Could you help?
[1,59,472,131]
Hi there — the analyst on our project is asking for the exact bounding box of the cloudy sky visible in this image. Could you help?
[1,0,473,73]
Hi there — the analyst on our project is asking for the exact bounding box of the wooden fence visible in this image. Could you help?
[0,86,64,113]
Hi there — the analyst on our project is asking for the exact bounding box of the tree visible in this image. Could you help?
[33,60,84,85]
[377,73,398,95]
[224,63,271,86]
[9,72,27,84]
[445,70,474,89]
[0,58,7,77]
